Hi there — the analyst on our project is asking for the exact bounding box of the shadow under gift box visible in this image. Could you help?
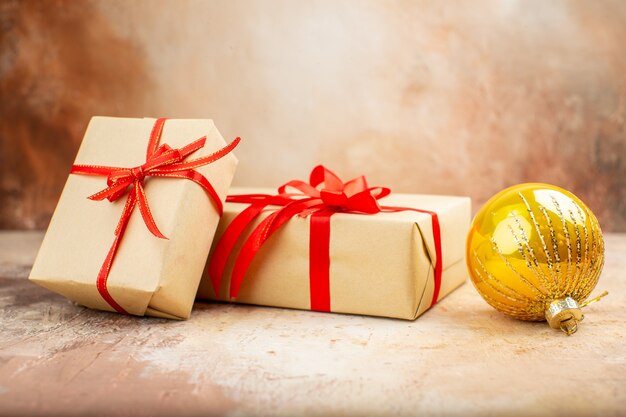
[198,188,471,320]
[29,117,238,319]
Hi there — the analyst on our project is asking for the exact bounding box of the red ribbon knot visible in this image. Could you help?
[130,166,145,181]
[71,118,240,314]
[209,165,442,313]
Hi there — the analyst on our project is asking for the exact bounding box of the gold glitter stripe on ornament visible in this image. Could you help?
[519,193,559,290]
[490,239,545,298]
[539,205,562,282]
[507,218,553,294]
[472,253,533,303]
[551,196,574,294]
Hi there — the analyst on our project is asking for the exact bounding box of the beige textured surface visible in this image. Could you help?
[1,0,626,231]
[0,231,624,417]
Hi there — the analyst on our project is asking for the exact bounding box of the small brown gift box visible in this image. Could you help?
[30,117,238,319]
[197,170,471,320]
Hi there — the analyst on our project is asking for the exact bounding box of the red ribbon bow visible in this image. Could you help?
[71,118,240,314]
[209,165,442,312]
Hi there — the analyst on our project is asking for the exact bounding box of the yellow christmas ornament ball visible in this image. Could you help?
[466,183,606,335]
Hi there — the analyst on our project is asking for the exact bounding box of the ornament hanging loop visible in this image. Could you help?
[545,292,608,335]
[546,297,584,335]
[559,317,579,335]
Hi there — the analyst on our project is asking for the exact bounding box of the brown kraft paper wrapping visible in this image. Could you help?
[198,187,471,320]
[30,117,238,319]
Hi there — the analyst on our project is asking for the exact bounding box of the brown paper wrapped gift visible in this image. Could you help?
[30,117,239,319]
[198,166,471,320]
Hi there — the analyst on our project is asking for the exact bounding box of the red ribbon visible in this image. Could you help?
[208,165,443,312]
[70,118,240,314]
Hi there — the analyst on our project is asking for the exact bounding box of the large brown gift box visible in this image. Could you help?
[198,178,471,320]
[30,117,238,319]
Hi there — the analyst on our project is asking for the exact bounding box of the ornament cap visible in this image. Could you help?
[545,297,584,335]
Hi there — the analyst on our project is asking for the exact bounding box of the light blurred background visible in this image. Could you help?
[1,0,625,231]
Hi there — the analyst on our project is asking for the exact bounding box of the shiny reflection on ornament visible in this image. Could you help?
[533,189,588,225]
[491,215,531,255]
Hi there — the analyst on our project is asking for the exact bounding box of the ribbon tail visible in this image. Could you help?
[146,118,167,159]
[208,201,272,297]
[309,208,335,312]
[70,164,122,176]
[229,211,284,299]
[135,181,167,239]
[162,137,241,171]
[153,170,224,216]
[229,199,320,299]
